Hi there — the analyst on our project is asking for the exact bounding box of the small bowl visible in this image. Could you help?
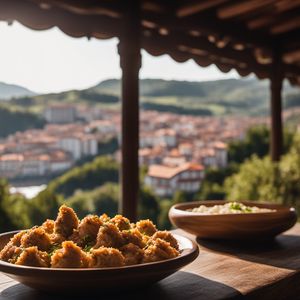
[0,231,199,293]
[169,200,297,240]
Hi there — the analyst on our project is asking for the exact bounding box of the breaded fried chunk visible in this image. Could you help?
[110,215,131,231]
[0,205,180,269]
[78,215,103,241]
[51,241,89,268]
[99,213,110,223]
[41,219,55,234]
[122,228,145,249]
[151,231,179,250]
[94,223,124,249]
[0,244,22,263]
[69,230,82,246]
[54,205,79,238]
[21,227,51,251]
[143,238,179,263]
[15,247,50,267]
[136,219,157,236]
[120,243,144,265]
[0,231,27,262]
[89,247,125,268]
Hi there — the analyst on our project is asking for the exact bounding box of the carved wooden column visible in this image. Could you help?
[270,52,283,161]
[118,0,141,221]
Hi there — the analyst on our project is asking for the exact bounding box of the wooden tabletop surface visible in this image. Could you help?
[1,224,300,299]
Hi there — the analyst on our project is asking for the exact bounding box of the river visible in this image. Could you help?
[9,185,47,199]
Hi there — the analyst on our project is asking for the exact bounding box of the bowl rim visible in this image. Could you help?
[0,231,199,273]
[170,200,296,217]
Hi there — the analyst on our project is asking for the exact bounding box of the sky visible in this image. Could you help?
[0,21,240,94]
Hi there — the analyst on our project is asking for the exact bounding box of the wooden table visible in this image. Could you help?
[1,225,300,299]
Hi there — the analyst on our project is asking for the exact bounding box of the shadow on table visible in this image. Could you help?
[197,234,300,270]
[0,271,242,300]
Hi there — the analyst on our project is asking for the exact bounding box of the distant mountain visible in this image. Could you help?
[7,78,300,117]
[0,82,36,100]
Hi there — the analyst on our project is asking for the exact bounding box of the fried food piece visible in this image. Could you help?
[143,238,179,263]
[110,215,131,231]
[136,219,157,236]
[78,215,103,241]
[0,231,27,262]
[99,213,110,223]
[89,247,125,268]
[15,247,50,267]
[51,241,90,268]
[21,227,52,251]
[94,223,124,249]
[120,243,144,265]
[122,228,145,249]
[10,231,27,246]
[0,244,22,263]
[41,219,55,234]
[49,233,65,244]
[69,230,82,246]
[54,205,79,238]
[151,231,179,250]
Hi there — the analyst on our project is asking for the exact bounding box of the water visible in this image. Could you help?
[10,185,47,199]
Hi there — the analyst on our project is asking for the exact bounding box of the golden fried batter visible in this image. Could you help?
[41,219,55,234]
[69,230,82,246]
[143,238,179,263]
[151,231,179,250]
[94,223,124,249]
[120,243,144,265]
[0,244,21,263]
[15,247,50,267]
[110,215,131,231]
[78,215,103,241]
[89,247,125,268]
[0,205,180,269]
[54,205,79,238]
[99,213,110,223]
[122,228,145,249]
[51,241,89,268]
[21,227,51,251]
[0,231,27,262]
[136,219,157,236]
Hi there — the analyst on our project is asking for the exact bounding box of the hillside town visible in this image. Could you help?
[0,104,267,196]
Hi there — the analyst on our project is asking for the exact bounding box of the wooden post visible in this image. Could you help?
[270,52,283,161]
[118,0,141,221]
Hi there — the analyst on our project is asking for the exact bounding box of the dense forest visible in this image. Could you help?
[0,106,45,138]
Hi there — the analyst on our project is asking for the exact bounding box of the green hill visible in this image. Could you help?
[5,78,300,117]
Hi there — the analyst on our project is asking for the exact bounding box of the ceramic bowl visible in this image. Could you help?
[169,200,297,240]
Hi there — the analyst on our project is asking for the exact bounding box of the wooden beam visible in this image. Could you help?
[118,0,141,221]
[143,11,272,49]
[141,29,270,78]
[34,0,123,18]
[0,0,122,38]
[217,0,276,19]
[176,0,228,18]
[271,17,300,35]
[270,52,283,161]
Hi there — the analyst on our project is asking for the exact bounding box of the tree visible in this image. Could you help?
[139,187,160,224]
[224,133,300,212]
[0,179,15,232]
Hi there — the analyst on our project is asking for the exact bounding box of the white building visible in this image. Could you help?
[44,105,77,124]
[0,154,23,178]
[57,135,98,160]
[145,162,205,197]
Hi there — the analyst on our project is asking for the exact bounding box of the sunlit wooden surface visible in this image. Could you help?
[1,224,300,299]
